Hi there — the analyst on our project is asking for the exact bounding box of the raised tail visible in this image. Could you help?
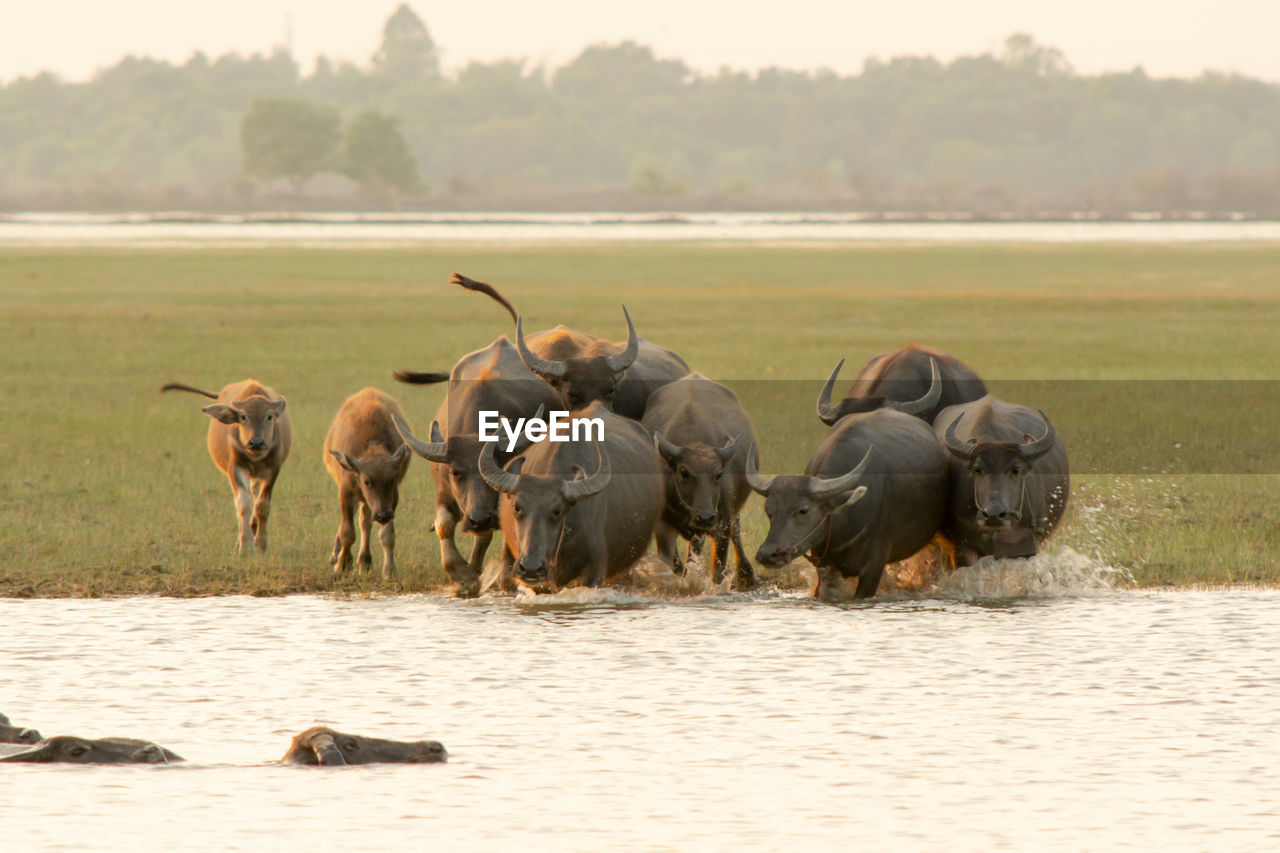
[392,370,450,386]
[451,272,518,325]
[159,382,219,399]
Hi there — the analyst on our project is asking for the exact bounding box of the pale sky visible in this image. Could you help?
[2,0,1278,84]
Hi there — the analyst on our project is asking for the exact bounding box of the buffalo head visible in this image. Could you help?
[816,357,941,426]
[745,444,870,567]
[203,396,287,456]
[478,441,610,584]
[654,432,741,531]
[516,308,639,410]
[0,736,182,764]
[329,444,411,525]
[283,727,447,766]
[944,411,1056,529]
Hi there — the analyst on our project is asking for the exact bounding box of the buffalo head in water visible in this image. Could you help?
[0,712,42,745]
[282,727,448,766]
[0,736,182,764]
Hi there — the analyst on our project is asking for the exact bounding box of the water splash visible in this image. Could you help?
[930,546,1133,598]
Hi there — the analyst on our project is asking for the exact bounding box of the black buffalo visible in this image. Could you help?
[816,345,987,426]
[748,408,950,599]
[935,395,1070,565]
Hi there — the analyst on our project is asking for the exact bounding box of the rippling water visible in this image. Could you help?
[4,577,1279,850]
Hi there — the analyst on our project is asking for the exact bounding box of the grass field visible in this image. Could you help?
[1,243,1277,596]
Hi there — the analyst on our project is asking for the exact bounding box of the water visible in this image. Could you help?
[4,565,1278,851]
[3,211,1280,245]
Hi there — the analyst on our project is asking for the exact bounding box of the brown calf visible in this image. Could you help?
[161,379,291,555]
[323,387,412,580]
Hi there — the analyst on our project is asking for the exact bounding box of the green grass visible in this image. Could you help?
[1,244,1277,596]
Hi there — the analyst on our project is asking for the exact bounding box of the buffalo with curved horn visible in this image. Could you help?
[641,373,760,587]
[934,395,1069,565]
[816,345,987,426]
[478,402,664,591]
[454,272,690,417]
[748,407,950,600]
[393,339,559,596]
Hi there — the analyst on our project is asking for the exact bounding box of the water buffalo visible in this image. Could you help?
[640,374,758,587]
[161,379,291,554]
[453,272,690,417]
[935,395,1070,565]
[0,736,183,764]
[282,727,447,765]
[747,408,950,600]
[0,712,41,744]
[816,345,988,426]
[479,402,665,591]
[394,338,560,595]
[323,387,413,580]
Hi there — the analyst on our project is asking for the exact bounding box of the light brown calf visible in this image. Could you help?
[323,387,412,580]
[161,379,291,555]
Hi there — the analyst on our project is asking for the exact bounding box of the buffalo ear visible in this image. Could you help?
[330,449,360,473]
[569,464,587,481]
[202,404,240,425]
[839,485,869,509]
[505,457,525,476]
[272,398,287,415]
[391,444,411,468]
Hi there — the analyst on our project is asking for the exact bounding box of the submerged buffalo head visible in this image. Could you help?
[816,357,942,426]
[330,444,411,525]
[0,736,182,764]
[283,727,447,766]
[944,411,1056,529]
[203,395,287,456]
[0,712,41,745]
[478,441,610,584]
[653,432,742,531]
[746,444,870,567]
[516,308,639,410]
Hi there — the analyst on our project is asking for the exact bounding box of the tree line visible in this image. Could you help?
[2,4,1278,213]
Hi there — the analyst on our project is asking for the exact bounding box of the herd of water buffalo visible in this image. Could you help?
[160,273,1070,601]
[0,712,445,765]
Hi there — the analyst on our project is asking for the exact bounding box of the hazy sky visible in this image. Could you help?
[3,0,1278,83]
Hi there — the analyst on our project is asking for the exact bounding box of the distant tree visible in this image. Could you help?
[342,111,422,195]
[373,4,440,81]
[240,98,340,193]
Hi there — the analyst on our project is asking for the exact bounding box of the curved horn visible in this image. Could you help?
[715,433,742,463]
[889,357,943,417]
[1019,410,1057,461]
[815,358,846,425]
[516,316,567,379]
[807,447,872,497]
[653,431,683,464]
[478,441,522,494]
[943,413,976,460]
[561,445,611,502]
[604,305,639,373]
[393,414,448,463]
[744,443,776,495]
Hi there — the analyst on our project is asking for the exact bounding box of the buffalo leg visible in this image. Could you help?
[251,470,278,553]
[331,488,357,572]
[378,519,396,581]
[434,505,472,587]
[731,517,756,589]
[709,530,731,585]
[654,522,680,574]
[356,503,373,570]
[231,468,254,555]
[460,531,491,596]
